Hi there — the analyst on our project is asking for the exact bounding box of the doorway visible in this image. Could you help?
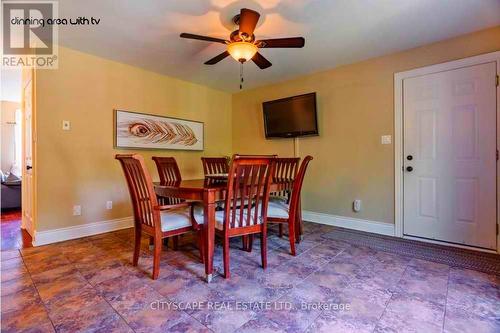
[395,52,499,251]
[1,68,31,249]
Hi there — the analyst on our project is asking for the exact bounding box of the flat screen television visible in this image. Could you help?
[262,92,318,138]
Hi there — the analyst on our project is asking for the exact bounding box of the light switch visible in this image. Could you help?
[381,135,392,145]
[62,120,70,131]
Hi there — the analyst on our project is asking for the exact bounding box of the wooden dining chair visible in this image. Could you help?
[152,156,186,249]
[195,155,275,279]
[116,154,204,280]
[271,157,300,238]
[201,157,230,176]
[152,156,181,184]
[152,157,183,204]
[267,156,313,256]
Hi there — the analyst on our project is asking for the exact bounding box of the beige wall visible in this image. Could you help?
[1,101,20,173]
[34,27,500,233]
[232,26,500,224]
[35,47,232,231]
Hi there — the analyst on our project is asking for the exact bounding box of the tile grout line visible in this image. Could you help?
[88,232,159,333]
[295,243,378,333]
[257,244,348,333]
[441,267,451,332]
[136,230,327,332]
[59,236,136,332]
[18,250,58,332]
[16,224,481,333]
[211,231,337,332]
[299,246,349,333]
[117,233,217,333]
[370,264,409,333]
[91,271,139,333]
[151,278,216,333]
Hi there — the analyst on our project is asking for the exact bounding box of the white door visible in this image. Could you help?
[403,62,497,250]
[22,78,35,237]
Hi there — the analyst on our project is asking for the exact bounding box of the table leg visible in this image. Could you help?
[203,190,215,283]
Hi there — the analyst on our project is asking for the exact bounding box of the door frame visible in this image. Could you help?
[394,51,500,253]
[21,67,37,238]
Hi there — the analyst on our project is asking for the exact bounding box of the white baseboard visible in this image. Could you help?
[33,216,134,246]
[32,211,394,246]
[302,210,395,236]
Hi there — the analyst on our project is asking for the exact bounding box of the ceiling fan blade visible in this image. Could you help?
[252,52,272,69]
[204,51,230,65]
[239,8,260,37]
[257,37,305,48]
[180,33,227,44]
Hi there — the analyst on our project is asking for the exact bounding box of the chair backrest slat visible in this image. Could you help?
[152,157,182,185]
[152,157,183,205]
[116,154,159,230]
[272,157,300,200]
[201,157,230,175]
[223,155,275,230]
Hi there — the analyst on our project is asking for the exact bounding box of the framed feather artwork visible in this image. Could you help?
[114,110,204,151]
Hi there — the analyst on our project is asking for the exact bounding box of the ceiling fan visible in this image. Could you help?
[179,8,305,70]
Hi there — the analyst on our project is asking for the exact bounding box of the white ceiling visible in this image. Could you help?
[57,0,500,92]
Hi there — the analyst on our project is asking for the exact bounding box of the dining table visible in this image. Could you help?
[154,178,302,282]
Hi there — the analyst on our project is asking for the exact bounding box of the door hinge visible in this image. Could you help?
[497,149,499,161]
[497,75,499,87]
[497,223,499,235]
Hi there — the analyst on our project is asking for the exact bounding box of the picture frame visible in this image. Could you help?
[114,109,204,151]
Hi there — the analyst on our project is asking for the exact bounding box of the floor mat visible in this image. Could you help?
[321,226,500,276]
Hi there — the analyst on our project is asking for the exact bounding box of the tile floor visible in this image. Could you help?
[1,210,31,250]
[1,222,499,333]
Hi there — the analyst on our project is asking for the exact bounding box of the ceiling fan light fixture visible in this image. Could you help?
[227,42,258,63]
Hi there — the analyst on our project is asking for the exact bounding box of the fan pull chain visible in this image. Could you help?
[239,62,244,90]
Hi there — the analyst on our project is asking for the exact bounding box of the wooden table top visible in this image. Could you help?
[154,178,292,189]
[154,179,227,192]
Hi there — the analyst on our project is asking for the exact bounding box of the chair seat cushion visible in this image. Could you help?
[267,197,290,219]
[160,207,201,232]
[194,205,263,230]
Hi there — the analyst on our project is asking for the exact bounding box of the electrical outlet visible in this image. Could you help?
[353,199,362,212]
[62,120,71,131]
[381,135,392,145]
[73,205,81,216]
[106,201,113,210]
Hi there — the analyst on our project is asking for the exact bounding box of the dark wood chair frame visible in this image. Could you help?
[152,156,183,203]
[271,157,300,238]
[201,157,230,176]
[116,154,204,280]
[267,156,313,256]
[216,155,275,279]
[152,156,185,249]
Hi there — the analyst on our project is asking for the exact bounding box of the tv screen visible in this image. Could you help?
[263,93,318,138]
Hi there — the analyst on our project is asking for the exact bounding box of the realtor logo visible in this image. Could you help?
[1,1,58,68]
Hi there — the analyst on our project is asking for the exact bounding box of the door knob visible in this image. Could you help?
[26,165,32,170]
[406,166,413,172]
[407,155,413,161]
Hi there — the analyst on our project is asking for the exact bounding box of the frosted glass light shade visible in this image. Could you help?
[227,42,258,62]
